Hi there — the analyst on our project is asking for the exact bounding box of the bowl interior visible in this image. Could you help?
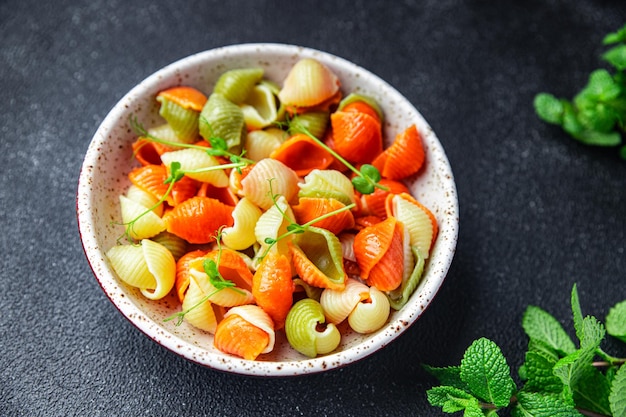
[77,43,459,376]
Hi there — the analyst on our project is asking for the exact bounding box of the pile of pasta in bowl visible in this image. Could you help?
[77,44,458,376]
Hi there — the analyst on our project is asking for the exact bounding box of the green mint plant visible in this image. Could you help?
[534,23,626,160]
[426,285,626,416]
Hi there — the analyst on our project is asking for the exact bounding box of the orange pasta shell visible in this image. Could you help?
[330,110,383,164]
[214,314,270,361]
[132,138,171,166]
[366,220,404,291]
[269,134,335,176]
[175,249,209,302]
[289,242,345,291]
[360,179,410,218]
[252,252,294,329]
[341,101,381,124]
[204,248,253,291]
[163,196,234,244]
[292,197,355,235]
[353,216,397,280]
[128,164,198,206]
[371,124,424,180]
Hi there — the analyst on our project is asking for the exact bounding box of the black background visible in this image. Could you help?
[2,1,625,416]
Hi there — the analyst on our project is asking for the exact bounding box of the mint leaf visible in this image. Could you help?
[512,392,583,417]
[609,364,626,417]
[520,351,562,393]
[603,23,626,45]
[603,44,626,71]
[460,338,516,407]
[522,306,576,356]
[579,315,605,350]
[426,385,478,413]
[571,284,584,343]
[606,300,626,343]
[423,365,469,391]
[533,93,564,124]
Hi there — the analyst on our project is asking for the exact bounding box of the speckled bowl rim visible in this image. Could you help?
[77,43,459,376]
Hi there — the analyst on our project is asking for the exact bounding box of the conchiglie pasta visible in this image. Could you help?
[285,298,340,358]
[181,274,218,334]
[199,93,245,149]
[216,304,276,359]
[160,148,229,187]
[125,184,163,217]
[320,278,370,325]
[347,286,390,334]
[189,269,254,307]
[241,83,281,129]
[119,195,166,240]
[221,197,263,250]
[254,195,294,259]
[106,239,175,300]
[213,67,264,104]
[278,58,340,108]
[244,128,287,161]
[298,169,355,206]
[241,159,300,210]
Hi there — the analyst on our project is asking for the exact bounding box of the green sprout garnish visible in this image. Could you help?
[164,229,243,326]
[279,118,388,194]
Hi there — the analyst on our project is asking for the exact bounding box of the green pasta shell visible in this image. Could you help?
[213,67,264,104]
[387,246,425,310]
[288,111,330,139]
[285,298,340,358]
[156,96,200,141]
[199,93,246,149]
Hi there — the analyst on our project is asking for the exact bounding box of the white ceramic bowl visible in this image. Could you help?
[77,43,458,376]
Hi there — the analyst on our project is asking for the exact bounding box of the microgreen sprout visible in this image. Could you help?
[278,118,388,194]
[164,229,243,326]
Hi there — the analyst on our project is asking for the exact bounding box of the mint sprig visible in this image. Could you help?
[426,284,626,416]
[534,23,626,159]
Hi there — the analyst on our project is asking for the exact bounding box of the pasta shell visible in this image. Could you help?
[181,274,218,334]
[241,158,300,210]
[199,93,245,149]
[163,196,234,244]
[353,216,397,280]
[204,248,254,291]
[189,268,254,307]
[284,298,340,358]
[278,58,340,108]
[196,182,239,206]
[241,83,280,129]
[386,192,438,258]
[244,128,287,162]
[118,195,166,240]
[128,164,198,206]
[157,86,208,112]
[148,123,196,147]
[252,252,294,329]
[371,124,425,180]
[213,67,264,104]
[330,110,383,164]
[388,246,425,311]
[132,137,172,166]
[156,87,205,141]
[214,305,275,360]
[269,134,335,177]
[359,179,410,218]
[298,169,356,206]
[150,231,188,261]
[347,286,390,334]
[288,111,330,140]
[289,226,346,291]
[254,195,295,259]
[320,278,370,325]
[292,197,355,235]
[221,197,263,250]
[160,148,229,187]
[175,249,209,302]
[125,184,163,216]
[365,219,404,291]
[337,93,383,124]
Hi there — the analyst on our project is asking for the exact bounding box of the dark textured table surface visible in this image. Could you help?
[2,1,625,416]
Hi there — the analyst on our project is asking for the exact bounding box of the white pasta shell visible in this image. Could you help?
[161,148,229,187]
[244,128,287,161]
[298,169,356,205]
[147,123,191,148]
[189,269,254,307]
[320,278,370,325]
[221,197,263,250]
[181,276,218,334]
[278,58,340,107]
[339,232,357,263]
[106,244,155,290]
[119,195,166,240]
[348,286,390,334]
[241,158,300,210]
[224,305,276,354]
[254,196,294,259]
[140,239,176,300]
[125,184,163,217]
[390,194,434,258]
